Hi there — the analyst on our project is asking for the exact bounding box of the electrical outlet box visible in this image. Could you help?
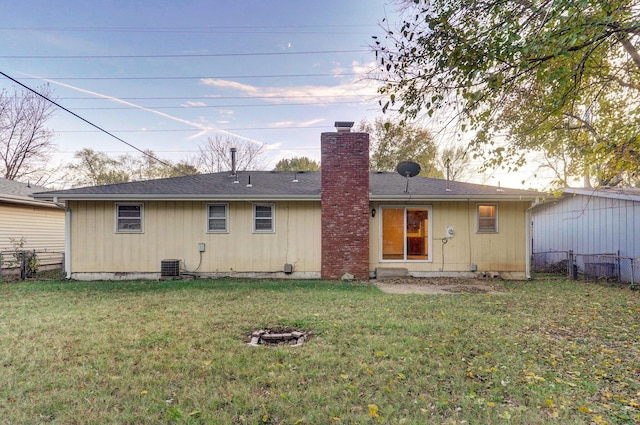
[198,243,206,252]
[446,226,455,238]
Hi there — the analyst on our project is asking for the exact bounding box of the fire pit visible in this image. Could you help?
[248,329,306,347]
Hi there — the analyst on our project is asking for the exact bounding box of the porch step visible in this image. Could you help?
[375,267,409,278]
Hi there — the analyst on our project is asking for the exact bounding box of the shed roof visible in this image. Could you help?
[564,187,640,203]
[32,171,541,202]
[530,187,640,211]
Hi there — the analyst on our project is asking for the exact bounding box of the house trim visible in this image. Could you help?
[378,204,433,263]
[206,203,229,234]
[252,203,276,233]
[114,203,145,234]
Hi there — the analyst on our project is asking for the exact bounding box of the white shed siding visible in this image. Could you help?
[533,193,640,257]
[532,192,640,281]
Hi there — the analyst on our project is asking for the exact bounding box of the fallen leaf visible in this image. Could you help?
[368,404,379,417]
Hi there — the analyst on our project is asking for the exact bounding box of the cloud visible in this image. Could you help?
[269,118,325,128]
[200,61,381,104]
[181,101,207,107]
[267,118,325,129]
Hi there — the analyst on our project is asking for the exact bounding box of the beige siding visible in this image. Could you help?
[369,201,529,273]
[69,200,321,274]
[0,203,65,252]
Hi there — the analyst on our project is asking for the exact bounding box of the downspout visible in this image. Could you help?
[54,197,71,279]
[525,204,534,280]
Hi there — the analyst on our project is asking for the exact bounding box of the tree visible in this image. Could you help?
[439,146,472,182]
[67,149,199,187]
[68,149,130,187]
[0,84,56,181]
[197,135,266,173]
[273,156,320,171]
[375,0,640,187]
[357,118,443,178]
[119,149,199,181]
[167,161,200,177]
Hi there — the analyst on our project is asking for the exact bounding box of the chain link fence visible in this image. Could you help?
[532,250,639,288]
[0,250,65,281]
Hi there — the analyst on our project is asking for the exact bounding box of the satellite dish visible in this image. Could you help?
[396,161,421,178]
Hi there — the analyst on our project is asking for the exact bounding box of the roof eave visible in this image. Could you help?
[563,187,640,202]
[35,193,539,202]
[34,193,322,202]
[0,195,64,208]
[370,194,539,202]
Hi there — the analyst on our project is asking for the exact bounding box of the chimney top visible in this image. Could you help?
[230,147,238,176]
[334,121,354,133]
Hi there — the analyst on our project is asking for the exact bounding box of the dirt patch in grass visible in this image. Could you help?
[373,276,505,294]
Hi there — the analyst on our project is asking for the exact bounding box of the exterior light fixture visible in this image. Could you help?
[371,208,376,218]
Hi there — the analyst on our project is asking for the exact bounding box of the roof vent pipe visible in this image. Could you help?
[335,121,354,133]
[230,147,237,176]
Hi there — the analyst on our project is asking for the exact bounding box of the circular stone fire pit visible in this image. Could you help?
[248,329,307,347]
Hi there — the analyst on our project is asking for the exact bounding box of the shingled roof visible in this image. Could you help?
[0,178,61,208]
[32,171,540,202]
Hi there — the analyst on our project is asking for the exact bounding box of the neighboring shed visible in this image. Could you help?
[530,187,640,281]
[0,178,65,254]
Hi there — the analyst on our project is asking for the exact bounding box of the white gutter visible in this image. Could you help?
[0,195,64,209]
[33,194,322,202]
[371,195,539,202]
[35,194,540,203]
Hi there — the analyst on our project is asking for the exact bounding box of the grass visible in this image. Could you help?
[0,278,638,424]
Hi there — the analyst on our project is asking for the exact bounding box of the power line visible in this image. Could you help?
[11,94,374,101]
[0,24,377,32]
[0,70,178,171]
[0,49,369,59]
[54,147,322,154]
[55,126,331,133]
[17,72,359,81]
[68,101,364,110]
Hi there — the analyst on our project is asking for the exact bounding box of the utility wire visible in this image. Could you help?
[17,72,359,80]
[11,94,373,101]
[69,101,362,110]
[0,49,368,59]
[0,70,178,172]
[0,24,375,30]
[56,125,331,133]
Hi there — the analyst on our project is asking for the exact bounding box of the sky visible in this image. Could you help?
[0,1,549,189]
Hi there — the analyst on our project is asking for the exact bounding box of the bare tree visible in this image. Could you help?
[439,146,473,182]
[197,135,266,173]
[0,84,56,181]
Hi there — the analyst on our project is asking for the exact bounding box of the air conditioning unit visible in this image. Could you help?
[161,259,180,278]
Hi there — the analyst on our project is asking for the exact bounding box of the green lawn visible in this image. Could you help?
[0,279,638,424]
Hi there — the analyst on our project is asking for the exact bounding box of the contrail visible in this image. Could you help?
[35,75,266,146]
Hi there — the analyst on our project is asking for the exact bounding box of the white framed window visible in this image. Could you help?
[115,203,144,233]
[380,206,431,261]
[477,204,498,233]
[207,203,228,233]
[253,203,275,233]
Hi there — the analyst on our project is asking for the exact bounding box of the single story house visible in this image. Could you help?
[530,187,640,281]
[34,123,541,281]
[0,178,65,261]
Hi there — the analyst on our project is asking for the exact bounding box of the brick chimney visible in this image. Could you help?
[321,121,370,280]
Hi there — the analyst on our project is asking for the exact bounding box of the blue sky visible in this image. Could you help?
[0,1,397,167]
[0,1,546,188]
